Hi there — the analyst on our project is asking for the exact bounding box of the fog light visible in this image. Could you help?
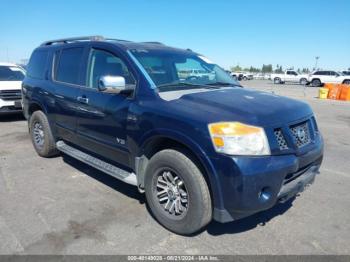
[259,187,272,202]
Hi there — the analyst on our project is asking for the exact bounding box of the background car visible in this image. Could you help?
[271,70,309,85]
[308,70,350,87]
[0,62,25,115]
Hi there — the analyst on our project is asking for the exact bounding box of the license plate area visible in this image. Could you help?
[14,100,22,109]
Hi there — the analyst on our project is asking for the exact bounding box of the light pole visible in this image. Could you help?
[315,56,319,70]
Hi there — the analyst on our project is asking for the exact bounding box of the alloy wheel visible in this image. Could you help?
[155,170,188,219]
[33,122,45,148]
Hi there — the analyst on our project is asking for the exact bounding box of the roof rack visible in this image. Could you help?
[141,41,164,45]
[40,35,105,46]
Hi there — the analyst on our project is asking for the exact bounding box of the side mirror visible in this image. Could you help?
[98,76,126,93]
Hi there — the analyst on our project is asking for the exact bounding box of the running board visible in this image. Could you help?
[56,141,137,186]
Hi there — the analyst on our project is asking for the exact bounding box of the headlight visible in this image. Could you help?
[208,122,270,156]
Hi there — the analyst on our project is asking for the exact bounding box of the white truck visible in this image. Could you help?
[0,62,25,115]
[271,70,309,85]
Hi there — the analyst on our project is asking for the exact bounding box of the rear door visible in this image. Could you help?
[53,45,86,143]
[75,44,137,166]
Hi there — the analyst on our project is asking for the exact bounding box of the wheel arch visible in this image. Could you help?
[136,130,223,209]
[28,100,46,117]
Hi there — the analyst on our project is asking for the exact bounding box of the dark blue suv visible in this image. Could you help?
[22,36,323,235]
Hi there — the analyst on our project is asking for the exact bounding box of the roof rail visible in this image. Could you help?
[141,41,164,45]
[40,35,105,46]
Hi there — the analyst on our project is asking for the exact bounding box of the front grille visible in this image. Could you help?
[274,129,288,150]
[0,90,22,101]
[290,122,311,148]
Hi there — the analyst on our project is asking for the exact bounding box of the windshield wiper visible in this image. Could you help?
[205,82,242,87]
[157,81,220,90]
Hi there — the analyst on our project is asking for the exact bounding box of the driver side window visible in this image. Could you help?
[86,49,136,89]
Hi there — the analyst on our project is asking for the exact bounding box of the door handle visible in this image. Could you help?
[77,96,89,104]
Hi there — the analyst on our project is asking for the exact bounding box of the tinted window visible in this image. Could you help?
[329,71,338,76]
[0,66,25,81]
[55,47,84,85]
[27,50,48,79]
[86,49,136,89]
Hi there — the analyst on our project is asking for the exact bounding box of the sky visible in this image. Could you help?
[0,0,349,71]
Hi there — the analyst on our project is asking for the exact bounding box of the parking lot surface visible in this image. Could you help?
[0,80,349,255]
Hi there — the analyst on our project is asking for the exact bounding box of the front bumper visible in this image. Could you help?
[212,138,323,223]
[0,99,22,115]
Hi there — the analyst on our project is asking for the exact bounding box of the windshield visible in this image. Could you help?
[130,49,239,91]
[0,66,25,81]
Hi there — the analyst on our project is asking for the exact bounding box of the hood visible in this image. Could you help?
[0,81,22,90]
[161,87,313,127]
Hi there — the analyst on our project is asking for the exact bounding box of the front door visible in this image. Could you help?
[76,47,137,167]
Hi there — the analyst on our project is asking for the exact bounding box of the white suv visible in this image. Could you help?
[0,62,25,115]
[308,70,350,87]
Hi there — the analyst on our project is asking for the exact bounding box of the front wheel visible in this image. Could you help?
[311,79,321,87]
[144,149,212,235]
[300,78,308,85]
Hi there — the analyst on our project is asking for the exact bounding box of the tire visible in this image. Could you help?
[274,77,281,84]
[144,149,212,235]
[343,80,350,85]
[29,110,59,157]
[243,76,247,81]
[300,78,307,85]
[311,79,321,87]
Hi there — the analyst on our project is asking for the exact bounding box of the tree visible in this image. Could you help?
[262,64,273,73]
[302,68,310,74]
[230,64,242,72]
[274,65,283,73]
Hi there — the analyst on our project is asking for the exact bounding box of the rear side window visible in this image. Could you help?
[55,47,84,85]
[27,50,48,79]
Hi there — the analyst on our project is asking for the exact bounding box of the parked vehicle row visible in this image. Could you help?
[0,63,25,115]
[271,69,350,87]
[230,72,254,81]
[20,36,323,235]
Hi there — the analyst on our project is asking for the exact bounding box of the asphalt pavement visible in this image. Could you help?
[0,80,349,255]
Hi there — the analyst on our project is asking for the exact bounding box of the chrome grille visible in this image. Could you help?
[0,90,22,101]
[290,122,311,148]
[274,129,288,150]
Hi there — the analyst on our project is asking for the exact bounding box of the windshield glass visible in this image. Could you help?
[130,49,239,91]
[0,66,25,81]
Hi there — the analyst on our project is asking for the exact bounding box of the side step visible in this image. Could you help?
[56,141,137,186]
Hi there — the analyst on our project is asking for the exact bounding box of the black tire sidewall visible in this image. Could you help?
[312,79,321,87]
[144,150,211,235]
[29,111,57,157]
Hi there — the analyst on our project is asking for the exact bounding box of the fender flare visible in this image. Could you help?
[137,128,224,208]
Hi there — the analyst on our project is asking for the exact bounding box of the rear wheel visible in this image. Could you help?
[144,149,212,235]
[29,111,59,157]
[311,79,321,87]
[274,77,281,84]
